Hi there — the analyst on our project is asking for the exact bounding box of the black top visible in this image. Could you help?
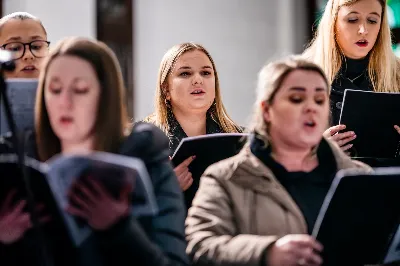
[330,56,373,126]
[165,109,224,209]
[250,134,337,233]
[0,122,189,266]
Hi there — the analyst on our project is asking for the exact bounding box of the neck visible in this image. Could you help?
[172,108,207,137]
[61,138,94,155]
[270,140,317,172]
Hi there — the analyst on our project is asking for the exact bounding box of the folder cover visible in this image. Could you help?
[312,167,400,265]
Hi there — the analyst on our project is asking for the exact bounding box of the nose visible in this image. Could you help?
[59,90,73,109]
[22,44,34,61]
[192,73,203,85]
[305,100,318,114]
[358,23,368,35]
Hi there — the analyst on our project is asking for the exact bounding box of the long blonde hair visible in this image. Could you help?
[303,0,400,93]
[143,42,241,134]
[249,56,329,146]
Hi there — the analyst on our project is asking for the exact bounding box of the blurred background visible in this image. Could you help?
[3,0,400,126]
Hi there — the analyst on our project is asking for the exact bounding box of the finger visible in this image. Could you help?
[304,251,323,266]
[177,168,189,182]
[69,192,91,212]
[181,171,193,190]
[1,189,17,213]
[182,176,193,191]
[39,215,52,224]
[395,125,400,134]
[341,143,353,152]
[65,205,89,220]
[9,200,27,220]
[88,177,111,200]
[327,125,346,136]
[15,213,31,229]
[175,156,196,172]
[35,203,46,213]
[336,135,356,147]
[294,237,323,252]
[73,182,97,205]
[330,131,355,142]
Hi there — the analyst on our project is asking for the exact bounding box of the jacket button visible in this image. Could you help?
[336,102,342,110]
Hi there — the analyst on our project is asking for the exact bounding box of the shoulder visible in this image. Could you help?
[323,137,373,172]
[202,147,250,182]
[119,122,169,162]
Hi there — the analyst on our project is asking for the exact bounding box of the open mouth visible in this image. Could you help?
[22,65,37,71]
[355,40,368,47]
[304,120,316,128]
[191,89,205,95]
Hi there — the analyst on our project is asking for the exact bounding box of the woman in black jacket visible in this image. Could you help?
[303,0,400,152]
[0,37,189,266]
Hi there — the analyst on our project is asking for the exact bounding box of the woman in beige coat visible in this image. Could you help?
[185,56,371,266]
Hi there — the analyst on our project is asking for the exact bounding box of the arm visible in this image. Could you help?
[186,175,277,266]
[95,123,189,266]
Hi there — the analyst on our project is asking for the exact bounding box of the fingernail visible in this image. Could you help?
[350,131,355,135]
[192,155,196,159]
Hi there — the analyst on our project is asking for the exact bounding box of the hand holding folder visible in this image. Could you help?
[0,151,158,246]
[339,89,400,158]
[311,167,400,265]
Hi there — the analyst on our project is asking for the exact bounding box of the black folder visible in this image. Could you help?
[312,167,400,265]
[338,89,400,158]
[171,133,248,171]
[0,79,38,135]
[171,133,248,208]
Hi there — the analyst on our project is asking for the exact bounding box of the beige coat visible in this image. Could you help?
[185,138,372,266]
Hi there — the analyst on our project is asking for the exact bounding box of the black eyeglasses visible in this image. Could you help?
[0,40,50,60]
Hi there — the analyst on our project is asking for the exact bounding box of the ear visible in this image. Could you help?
[261,101,271,123]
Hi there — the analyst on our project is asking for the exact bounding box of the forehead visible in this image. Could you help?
[47,55,97,81]
[0,19,46,44]
[279,69,328,92]
[174,50,212,67]
[338,0,382,14]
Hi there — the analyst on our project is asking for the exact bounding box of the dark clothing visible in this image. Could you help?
[250,133,337,233]
[165,109,224,209]
[0,122,189,266]
[330,56,373,126]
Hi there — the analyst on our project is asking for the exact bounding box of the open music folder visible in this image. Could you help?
[0,152,158,247]
[338,89,400,159]
[0,79,38,135]
[312,167,400,265]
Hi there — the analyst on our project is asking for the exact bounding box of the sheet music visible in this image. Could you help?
[0,79,38,135]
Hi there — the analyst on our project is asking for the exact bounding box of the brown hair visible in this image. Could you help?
[35,37,129,161]
[143,42,241,134]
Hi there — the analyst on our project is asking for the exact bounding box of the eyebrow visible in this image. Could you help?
[289,87,325,92]
[346,11,381,17]
[177,65,213,71]
[5,35,45,43]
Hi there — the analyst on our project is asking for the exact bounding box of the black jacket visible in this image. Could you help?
[0,122,189,266]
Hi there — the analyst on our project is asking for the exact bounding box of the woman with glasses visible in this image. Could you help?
[0,12,50,79]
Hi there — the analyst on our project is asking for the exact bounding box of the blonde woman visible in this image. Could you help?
[185,56,372,266]
[144,42,242,208]
[303,0,400,152]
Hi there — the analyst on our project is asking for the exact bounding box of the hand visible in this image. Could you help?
[394,125,400,134]
[323,125,356,153]
[66,177,131,231]
[0,190,49,244]
[266,234,323,266]
[173,156,195,191]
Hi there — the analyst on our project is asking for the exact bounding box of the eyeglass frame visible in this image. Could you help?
[0,40,51,60]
